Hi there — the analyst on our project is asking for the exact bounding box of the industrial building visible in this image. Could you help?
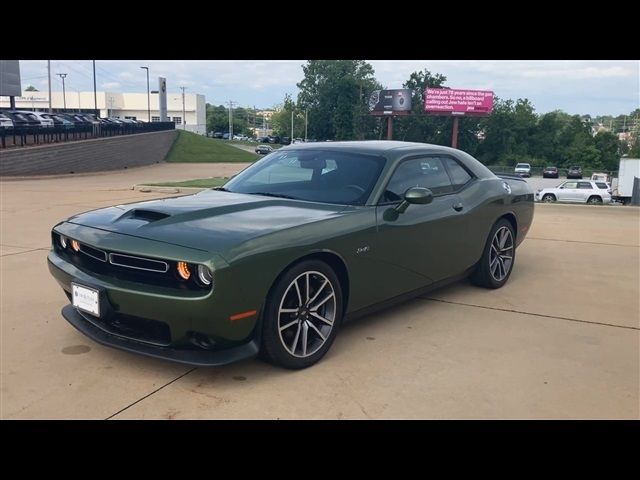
[0,90,207,134]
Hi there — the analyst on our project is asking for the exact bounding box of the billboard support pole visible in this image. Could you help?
[451,116,459,149]
[387,116,393,140]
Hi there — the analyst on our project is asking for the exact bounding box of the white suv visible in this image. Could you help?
[535,180,612,204]
[514,163,531,177]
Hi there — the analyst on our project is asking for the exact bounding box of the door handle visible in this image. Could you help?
[452,202,464,212]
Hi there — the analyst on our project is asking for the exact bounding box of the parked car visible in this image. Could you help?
[18,111,54,127]
[566,166,583,179]
[222,133,230,140]
[48,141,534,369]
[257,136,270,143]
[233,134,249,141]
[268,135,280,144]
[535,180,612,204]
[255,145,274,155]
[40,113,74,128]
[281,137,291,145]
[211,132,223,138]
[590,172,610,183]
[0,110,41,127]
[292,138,304,144]
[514,163,531,177]
[542,166,559,178]
[0,112,13,128]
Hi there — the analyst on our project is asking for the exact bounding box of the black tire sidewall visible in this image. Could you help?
[261,260,343,369]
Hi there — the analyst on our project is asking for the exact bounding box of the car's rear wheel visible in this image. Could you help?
[471,219,516,289]
[587,196,602,204]
[542,194,556,202]
[261,260,343,369]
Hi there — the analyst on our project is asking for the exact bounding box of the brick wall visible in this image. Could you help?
[0,130,178,176]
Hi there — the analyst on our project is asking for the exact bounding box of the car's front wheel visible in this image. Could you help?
[261,260,343,369]
[471,219,516,289]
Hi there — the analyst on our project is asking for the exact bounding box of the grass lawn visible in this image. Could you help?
[166,130,259,163]
[228,140,283,149]
[146,177,229,188]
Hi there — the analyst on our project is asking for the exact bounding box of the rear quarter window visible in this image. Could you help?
[595,182,609,189]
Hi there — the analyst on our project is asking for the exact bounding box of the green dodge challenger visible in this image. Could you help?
[48,141,534,369]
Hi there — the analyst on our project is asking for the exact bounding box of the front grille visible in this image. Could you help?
[109,253,168,273]
[78,243,107,262]
[52,231,210,292]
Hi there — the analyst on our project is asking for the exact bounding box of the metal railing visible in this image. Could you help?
[0,122,175,149]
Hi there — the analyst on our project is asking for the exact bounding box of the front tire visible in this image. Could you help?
[261,260,343,369]
[542,194,556,202]
[471,219,516,289]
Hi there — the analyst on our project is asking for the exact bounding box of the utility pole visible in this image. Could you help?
[227,100,236,139]
[305,108,308,141]
[140,66,150,122]
[57,73,67,110]
[180,86,187,130]
[92,60,97,114]
[47,61,52,113]
[291,109,294,141]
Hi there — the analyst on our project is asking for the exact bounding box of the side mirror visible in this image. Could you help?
[395,187,433,214]
[559,186,564,189]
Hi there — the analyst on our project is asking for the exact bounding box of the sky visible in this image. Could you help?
[17,60,639,117]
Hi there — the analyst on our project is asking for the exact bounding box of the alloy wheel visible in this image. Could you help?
[277,271,336,358]
[489,226,514,282]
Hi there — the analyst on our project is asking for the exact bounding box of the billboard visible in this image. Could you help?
[369,89,412,115]
[424,88,494,115]
[0,60,22,97]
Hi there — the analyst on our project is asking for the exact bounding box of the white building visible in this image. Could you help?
[0,90,207,135]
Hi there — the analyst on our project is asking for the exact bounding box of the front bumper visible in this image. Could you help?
[61,305,259,366]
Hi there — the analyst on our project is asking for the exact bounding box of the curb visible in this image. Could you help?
[132,185,207,194]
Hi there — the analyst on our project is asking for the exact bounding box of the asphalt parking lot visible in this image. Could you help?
[1,164,638,419]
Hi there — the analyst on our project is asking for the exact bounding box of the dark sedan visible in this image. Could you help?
[255,145,274,155]
[542,166,559,178]
[567,166,583,179]
[48,141,534,369]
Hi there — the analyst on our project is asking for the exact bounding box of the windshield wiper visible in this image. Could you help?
[246,192,298,200]
[213,187,231,192]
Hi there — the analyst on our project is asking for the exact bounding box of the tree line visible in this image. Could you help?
[207,60,640,170]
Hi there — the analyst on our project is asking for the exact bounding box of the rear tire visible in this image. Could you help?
[587,196,602,205]
[471,219,516,289]
[260,260,343,369]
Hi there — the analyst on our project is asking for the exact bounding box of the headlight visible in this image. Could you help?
[176,261,191,280]
[59,235,68,248]
[197,265,213,286]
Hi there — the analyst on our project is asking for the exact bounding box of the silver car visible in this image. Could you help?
[535,180,612,204]
[514,163,531,177]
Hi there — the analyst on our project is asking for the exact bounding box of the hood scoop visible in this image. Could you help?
[119,209,171,223]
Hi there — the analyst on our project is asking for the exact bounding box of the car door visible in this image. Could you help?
[374,155,471,288]
[577,181,594,202]
[557,181,579,202]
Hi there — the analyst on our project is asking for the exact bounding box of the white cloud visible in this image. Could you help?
[101,82,121,89]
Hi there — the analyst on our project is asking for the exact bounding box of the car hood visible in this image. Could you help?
[66,190,347,254]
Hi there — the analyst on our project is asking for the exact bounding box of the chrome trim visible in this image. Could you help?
[108,252,169,273]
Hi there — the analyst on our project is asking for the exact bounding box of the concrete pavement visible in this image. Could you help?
[1,164,638,419]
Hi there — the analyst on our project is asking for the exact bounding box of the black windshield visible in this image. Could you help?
[224,149,386,205]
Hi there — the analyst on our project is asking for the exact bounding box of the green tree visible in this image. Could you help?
[593,131,620,170]
[25,85,38,91]
[206,104,228,134]
[297,60,381,140]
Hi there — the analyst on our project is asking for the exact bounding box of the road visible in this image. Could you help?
[1,163,638,419]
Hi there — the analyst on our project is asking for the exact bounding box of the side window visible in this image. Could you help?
[382,157,453,202]
[563,181,578,189]
[443,157,473,189]
[595,182,609,189]
[577,182,593,189]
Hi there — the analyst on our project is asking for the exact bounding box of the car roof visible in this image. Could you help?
[280,140,464,156]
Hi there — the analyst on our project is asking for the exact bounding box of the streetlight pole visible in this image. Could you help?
[291,109,294,141]
[305,109,308,142]
[140,66,150,122]
[180,86,187,130]
[57,73,67,110]
[47,61,52,113]
[92,60,97,115]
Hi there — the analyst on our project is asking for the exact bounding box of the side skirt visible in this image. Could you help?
[344,266,475,322]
